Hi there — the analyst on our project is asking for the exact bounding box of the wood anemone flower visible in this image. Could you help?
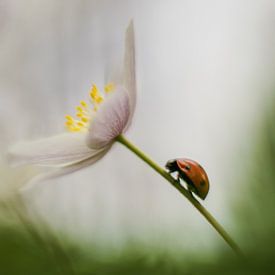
[8,21,136,187]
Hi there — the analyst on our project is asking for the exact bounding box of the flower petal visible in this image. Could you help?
[123,20,136,128]
[86,86,130,149]
[21,146,110,191]
[8,133,100,167]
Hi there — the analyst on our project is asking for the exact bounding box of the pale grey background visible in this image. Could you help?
[1,0,275,255]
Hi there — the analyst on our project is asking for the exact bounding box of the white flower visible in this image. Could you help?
[8,21,136,187]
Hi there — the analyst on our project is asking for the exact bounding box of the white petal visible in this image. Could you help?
[8,133,100,167]
[86,86,130,149]
[123,20,136,128]
[104,21,136,131]
[21,146,110,191]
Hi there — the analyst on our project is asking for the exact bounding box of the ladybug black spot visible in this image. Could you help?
[200,181,206,186]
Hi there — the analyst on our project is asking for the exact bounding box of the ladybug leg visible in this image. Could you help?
[187,184,195,199]
[169,171,181,183]
[176,175,194,198]
[176,173,181,183]
[167,170,178,182]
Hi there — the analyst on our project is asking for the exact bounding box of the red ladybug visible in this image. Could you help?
[165,158,209,200]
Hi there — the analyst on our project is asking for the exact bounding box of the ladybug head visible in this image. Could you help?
[176,159,210,200]
[165,159,179,173]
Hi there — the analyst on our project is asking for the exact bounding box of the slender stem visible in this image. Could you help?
[116,134,242,256]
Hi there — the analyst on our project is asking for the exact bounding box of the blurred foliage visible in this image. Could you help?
[1,94,275,275]
[0,217,271,275]
[230,92,275,273]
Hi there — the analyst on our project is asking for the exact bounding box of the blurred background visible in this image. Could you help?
[1,0,275,274]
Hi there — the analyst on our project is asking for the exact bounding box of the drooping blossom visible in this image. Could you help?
[8,21,136,186]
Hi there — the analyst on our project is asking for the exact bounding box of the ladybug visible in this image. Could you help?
[165,158,209,200]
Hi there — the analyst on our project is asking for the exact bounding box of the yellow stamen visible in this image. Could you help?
[104,83,115,93]
[90,84,103,105]
[81,117,89,123]
[65,120,73,126]
[80,100,88,108]
[77,121,85,127]
[65,82,117,132]
[65,115,73,121]
[76,106,83,112]
[70,127,81,132]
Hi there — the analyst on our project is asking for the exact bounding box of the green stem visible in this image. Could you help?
[116,134,242,256]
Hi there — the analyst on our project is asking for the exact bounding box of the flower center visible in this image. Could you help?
[65,83,115,132]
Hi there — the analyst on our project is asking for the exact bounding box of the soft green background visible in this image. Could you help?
[1,1,275,274]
